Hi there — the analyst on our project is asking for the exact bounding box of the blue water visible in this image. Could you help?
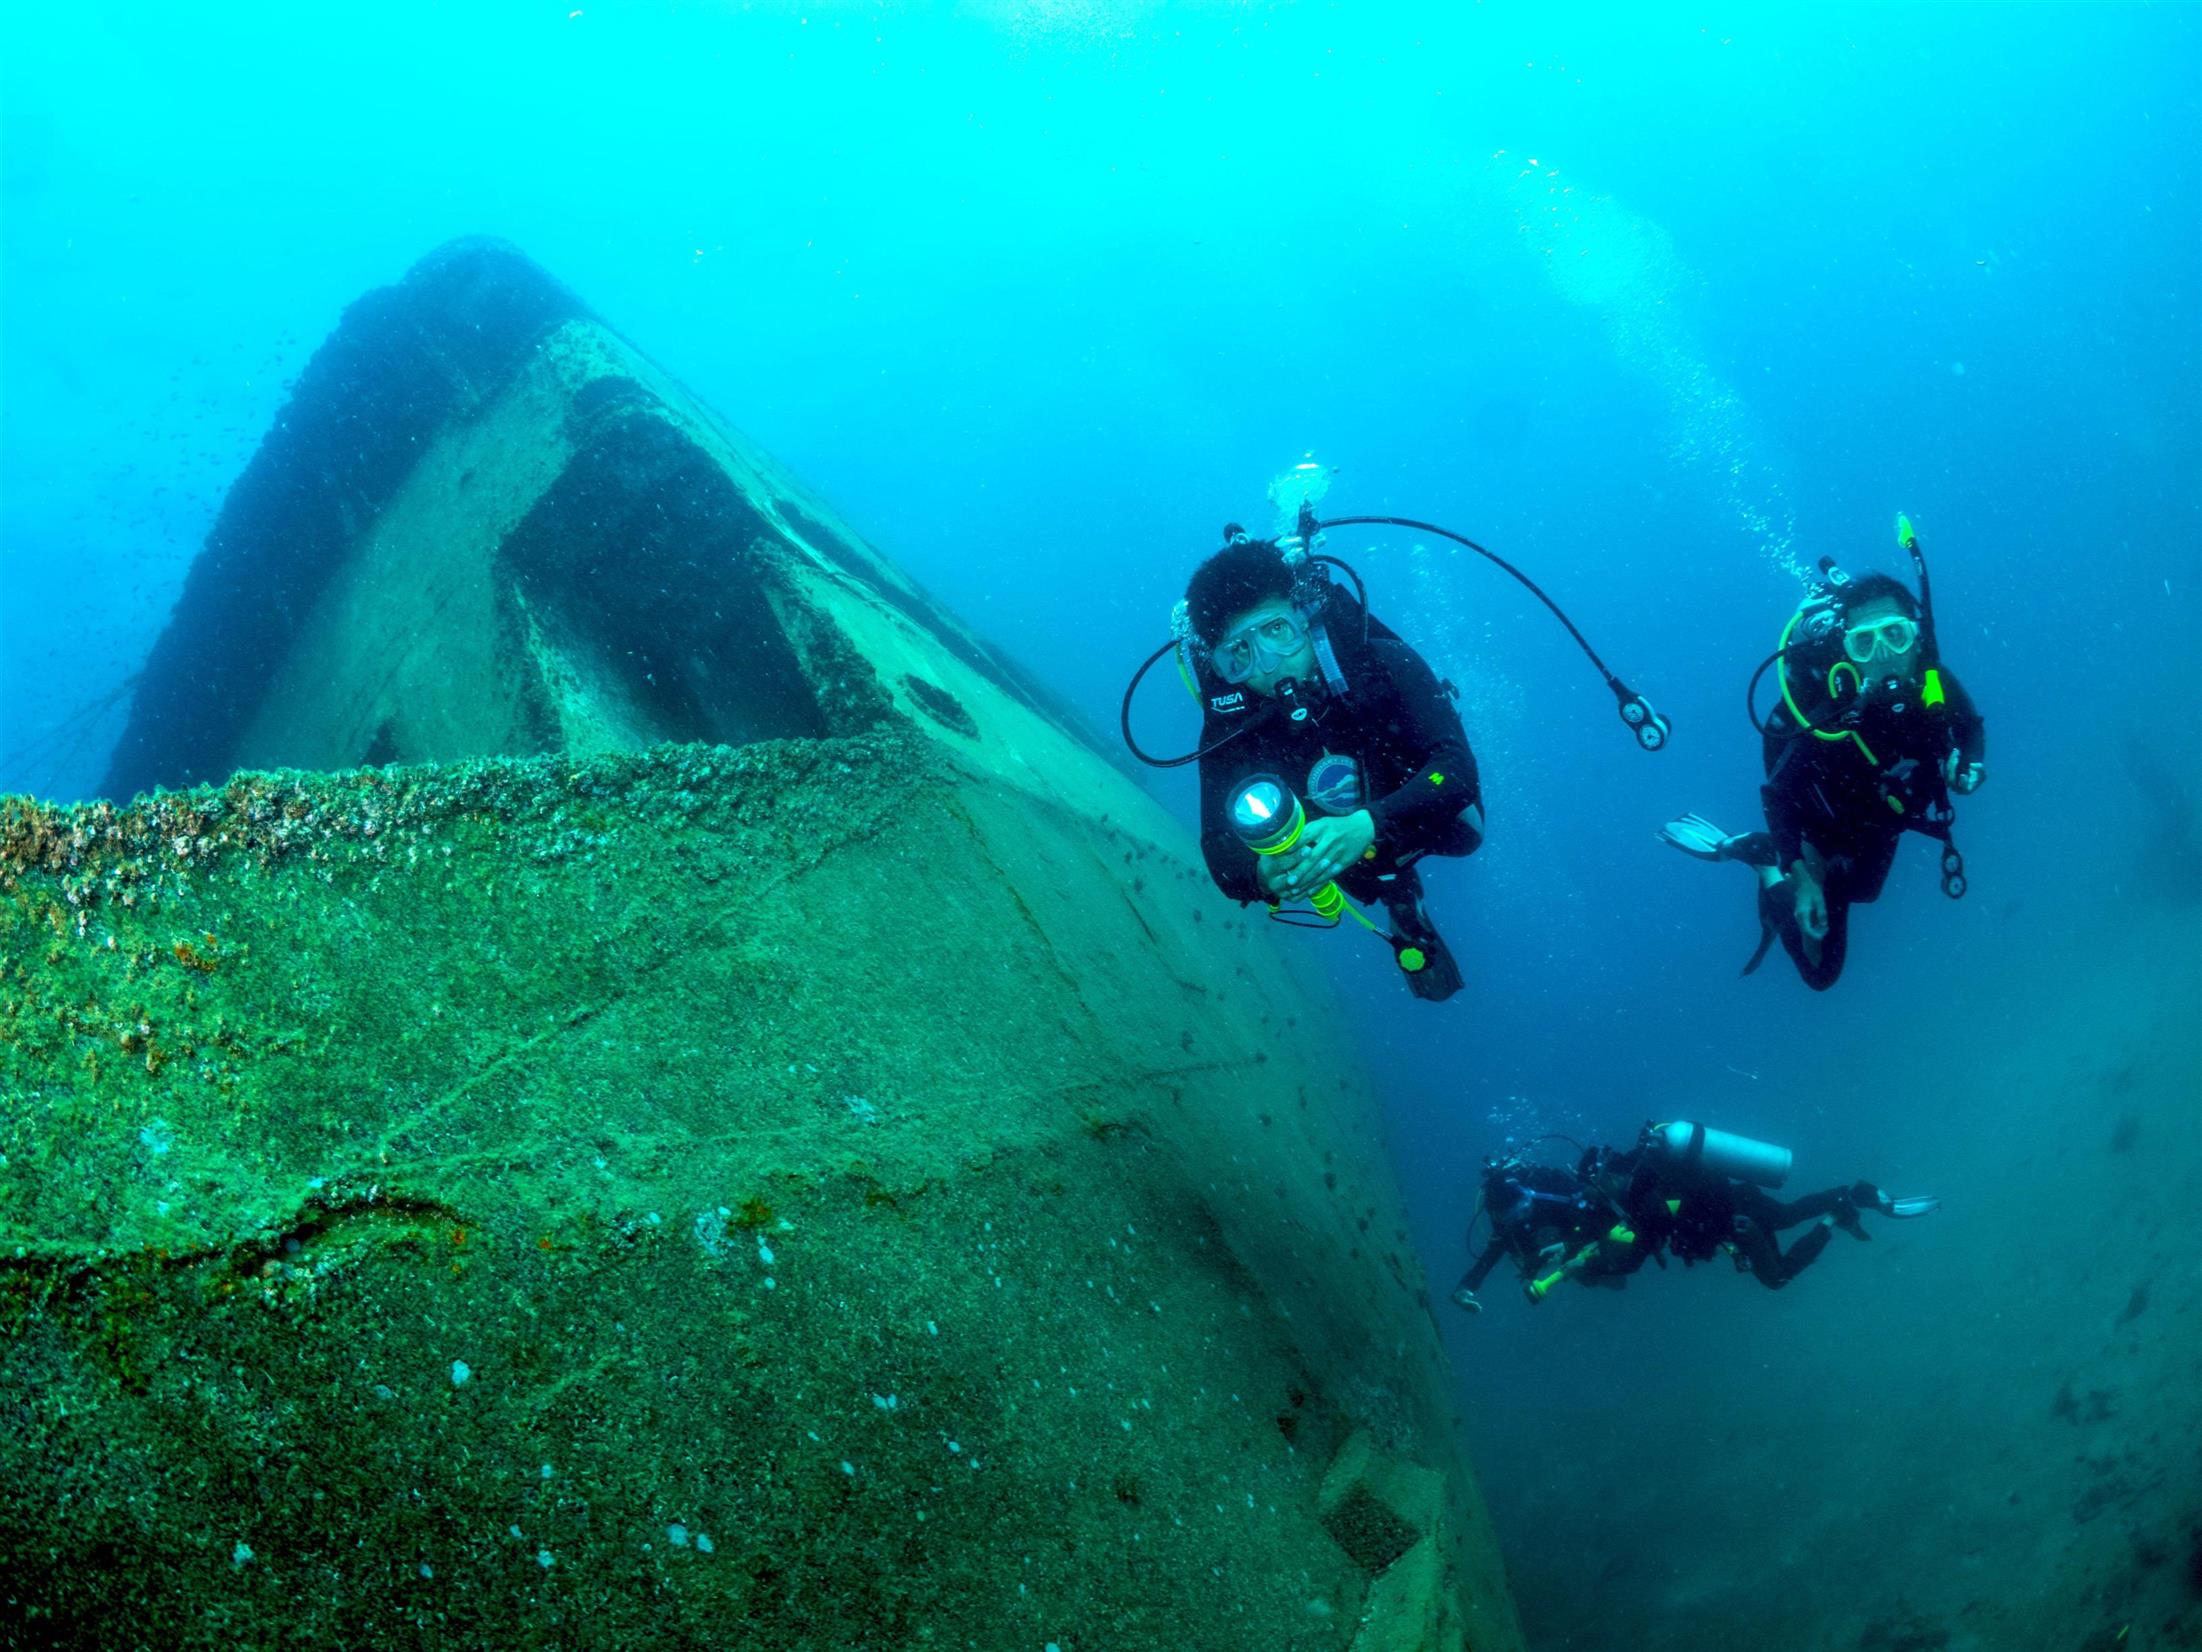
[5,5,2198,1646]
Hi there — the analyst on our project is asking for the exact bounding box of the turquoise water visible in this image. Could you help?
[4,6,2197,1647]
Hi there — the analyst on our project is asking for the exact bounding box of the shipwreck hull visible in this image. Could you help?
[2,241,1519,1650]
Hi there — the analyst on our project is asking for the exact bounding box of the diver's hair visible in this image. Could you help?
[1185,539,1294,643]
[1836,572,1922,620]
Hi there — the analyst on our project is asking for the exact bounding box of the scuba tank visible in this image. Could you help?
[1642,1121,1793,1188]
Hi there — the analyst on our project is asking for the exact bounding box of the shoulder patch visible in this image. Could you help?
[1208,692,1248,715]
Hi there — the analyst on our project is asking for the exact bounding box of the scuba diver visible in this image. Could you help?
[1659,514,1986,990]
[1179,530,1481,999]
[1120,462,1669,1002]
[1452,1121,1938,1312]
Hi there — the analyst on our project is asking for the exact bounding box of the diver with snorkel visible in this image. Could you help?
[1658,515,1986,990]
[1121,462,1668,1002]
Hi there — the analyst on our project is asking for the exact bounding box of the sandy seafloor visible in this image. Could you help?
[1451,893,2201,1652]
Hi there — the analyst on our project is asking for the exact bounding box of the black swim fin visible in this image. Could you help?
[1741,881,1785,976]
[1387,893,1464,1003]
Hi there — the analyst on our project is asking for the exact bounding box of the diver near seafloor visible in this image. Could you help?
[1119,461,1670,1002]
[1659,514,1986,990]
[1451,1121,1939,1312]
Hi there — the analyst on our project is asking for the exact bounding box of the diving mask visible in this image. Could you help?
[1210,608,1310,684]
[1843,614,1919,665]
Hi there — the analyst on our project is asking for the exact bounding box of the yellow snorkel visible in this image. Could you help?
[1898,512,1948,713]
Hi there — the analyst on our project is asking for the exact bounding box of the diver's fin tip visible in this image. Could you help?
[1658,812,1737,863]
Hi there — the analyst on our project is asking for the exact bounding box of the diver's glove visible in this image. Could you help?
[1942,750,1985,794]
[1450,1285,1483,1315]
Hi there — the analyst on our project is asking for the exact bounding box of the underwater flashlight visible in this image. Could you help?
[1229,775,1346,922]
[1524,1224,1637,1303]
[1227,774,1296,852]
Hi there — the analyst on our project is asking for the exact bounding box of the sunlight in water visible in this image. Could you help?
[1496,150,1805,584]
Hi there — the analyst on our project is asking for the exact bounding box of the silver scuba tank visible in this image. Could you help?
[1644,1121,1794,1188]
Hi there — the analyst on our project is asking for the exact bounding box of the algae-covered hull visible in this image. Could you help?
[0,242,1519,1650]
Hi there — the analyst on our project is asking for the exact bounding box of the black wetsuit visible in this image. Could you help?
[1601,1149,1868,1290]
[1460,1164,1603,1293]
[1461,1149,1872,1298]
[1194,625,1483,919]
[1752,670,1985,990]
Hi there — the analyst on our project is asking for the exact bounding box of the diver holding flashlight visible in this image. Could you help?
[1120,461,1669,1003]
[1184,532,1483,1001]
